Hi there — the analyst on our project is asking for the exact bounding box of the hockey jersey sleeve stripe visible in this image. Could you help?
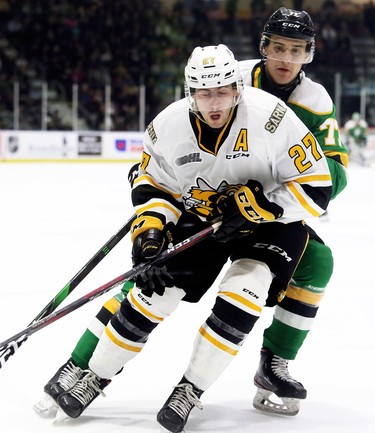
[132,183,182,211]
[288,99,332,116]
[325,151,349,168]
[286,182,323,217]
[134,199,182,221]
[134,174,181,199]
[294,174,332,185]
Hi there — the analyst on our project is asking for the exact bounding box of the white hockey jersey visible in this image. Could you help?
[239,58,348,200]
[132,86,332,226]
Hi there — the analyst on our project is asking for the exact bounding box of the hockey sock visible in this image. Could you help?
[71,281,134,368]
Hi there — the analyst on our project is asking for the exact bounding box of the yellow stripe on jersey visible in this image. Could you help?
[288,99,333,116]
[220,291,262,314]
[325,151,349,168]
[253,66,262,88]
[195,109,235,156]
[129,291,164,322]
[135,201,182,220]
[133,174,181,199]
[294,174,332,184]
[287,181,322,217]
[199,326,238,356]
[104,327,142,352]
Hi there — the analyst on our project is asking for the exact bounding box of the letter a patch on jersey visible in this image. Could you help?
[233,129,248,152]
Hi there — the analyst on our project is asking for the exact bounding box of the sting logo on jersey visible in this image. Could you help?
[183,177,230,218]
[265,103,287,133]
[176,152,202,166]
[147,122,157,144]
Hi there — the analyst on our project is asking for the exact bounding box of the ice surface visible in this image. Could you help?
[0,162,373,433]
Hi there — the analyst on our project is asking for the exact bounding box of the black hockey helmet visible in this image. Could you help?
[264,7,315,41]
[260,8,315,63]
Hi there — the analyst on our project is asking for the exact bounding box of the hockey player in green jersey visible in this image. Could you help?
[344,112,368,165]
[239,7,348,415]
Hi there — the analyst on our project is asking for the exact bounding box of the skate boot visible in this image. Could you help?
[157,376,203,433]
[56,369,110,419]
[33,358,83,417]
[253,348,307,416]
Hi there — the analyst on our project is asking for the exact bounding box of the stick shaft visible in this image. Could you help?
[0,220,219,367]
[0,214,136,368]
[31,214,136,323]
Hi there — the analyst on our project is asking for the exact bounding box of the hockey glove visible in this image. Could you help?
[211,180,284,242]
[131,216,175,297]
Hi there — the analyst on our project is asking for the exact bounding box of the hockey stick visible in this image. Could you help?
[0,213,136,369]
[0,219,221,367]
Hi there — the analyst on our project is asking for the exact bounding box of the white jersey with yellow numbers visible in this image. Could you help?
[239,58,348,200]
[132,86,332,226]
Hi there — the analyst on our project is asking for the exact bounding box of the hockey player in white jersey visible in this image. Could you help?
[42,44,331,430]
[239,7,348,416]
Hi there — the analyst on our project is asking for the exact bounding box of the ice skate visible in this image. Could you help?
[253,348,307,416]
[33,391,59,418]
[56,369,110,419]
[33,358,83,417]
[157,377,203,433]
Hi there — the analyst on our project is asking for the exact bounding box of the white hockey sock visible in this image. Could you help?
[89,321,143,378]
[185,321,240,390]
[185,259,272,390]
[89,286,186,379]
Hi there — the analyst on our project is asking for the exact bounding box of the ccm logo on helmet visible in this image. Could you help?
[202,73,220,78]
[282,22,301,29]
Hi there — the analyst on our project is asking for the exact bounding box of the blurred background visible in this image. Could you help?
[0,0,374,132]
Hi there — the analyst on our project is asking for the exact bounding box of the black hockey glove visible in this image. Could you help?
[131,216,175,297]
[211,180,284,242]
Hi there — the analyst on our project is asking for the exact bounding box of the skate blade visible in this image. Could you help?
[53,408,71,424]
[253,388,300,416]
[33,392,58,418]
[156,425,173,433]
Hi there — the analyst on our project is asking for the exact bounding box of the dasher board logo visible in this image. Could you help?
[7,136,19,153]
[78,135,102,155]
[115,138,143,152]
